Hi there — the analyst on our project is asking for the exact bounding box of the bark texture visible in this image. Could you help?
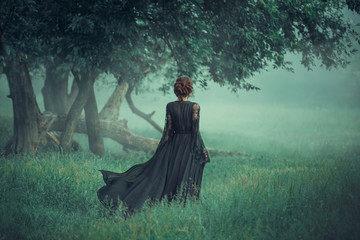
[84,81,104,156]
[60,70,98,153]
[41,114,246,156]
[42,63,72,115]
[4,59,40,154]
[1,34,40,154]
[46,115,158,152]
[99,81,128,121]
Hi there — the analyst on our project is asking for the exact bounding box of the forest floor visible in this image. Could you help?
[0,106,360,240]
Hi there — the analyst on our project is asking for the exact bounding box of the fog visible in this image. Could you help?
[95,53,360,135]
[1,53,360,130]
[1,7,360,240]
[1,51,359,157]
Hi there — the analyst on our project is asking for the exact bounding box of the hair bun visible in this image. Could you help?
[174,76,193,100]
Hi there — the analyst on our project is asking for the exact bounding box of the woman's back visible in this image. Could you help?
[97,76,209,213]
[167,101,198,133]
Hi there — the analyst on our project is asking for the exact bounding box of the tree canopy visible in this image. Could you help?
[1,0,359,91]
[1,0,359,155]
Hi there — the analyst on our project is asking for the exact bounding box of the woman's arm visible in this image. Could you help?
[192,103,210,163]
[158,103,173,147]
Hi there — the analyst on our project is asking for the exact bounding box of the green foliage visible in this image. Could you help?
[201,0,360,91]
[1,0,359,91]
[0,107,359,239]
[347,0,360,13]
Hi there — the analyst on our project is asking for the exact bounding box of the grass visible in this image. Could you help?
[0,106,360,240]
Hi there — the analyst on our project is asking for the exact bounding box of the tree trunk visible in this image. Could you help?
[60,70,97,153]
[84,81,104,156]
[67,76,78,108]
[4,59,40,154]
[99,81,128,121]
[42,62,78,115]
[42,64,69,114]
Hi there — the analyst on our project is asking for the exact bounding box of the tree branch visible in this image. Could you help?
[67,76,78,107]
[162,36,183,72]
[99,81,128,121]
[125,84,163,133]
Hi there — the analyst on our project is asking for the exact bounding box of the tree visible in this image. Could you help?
[1,0,359,156]
[1,1,44,154]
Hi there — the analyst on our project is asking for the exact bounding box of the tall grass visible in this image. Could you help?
[0,106,359,240]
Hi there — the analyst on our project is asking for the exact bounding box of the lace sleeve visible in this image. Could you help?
[192,103,200,133]
[192,103,210,164]
[158,104,173,148]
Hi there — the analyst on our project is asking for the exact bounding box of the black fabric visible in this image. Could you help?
[97,101,210,211]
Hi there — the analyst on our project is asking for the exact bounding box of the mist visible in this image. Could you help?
[1,52,358,158]
[0,6,359,158]
[126,53,360,156]
[2,2,360,238]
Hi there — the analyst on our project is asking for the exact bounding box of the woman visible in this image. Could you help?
[97,76,210,213]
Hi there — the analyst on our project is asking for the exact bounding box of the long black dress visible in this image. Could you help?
[97,101,210,211]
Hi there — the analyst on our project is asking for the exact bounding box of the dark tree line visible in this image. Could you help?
[0,0,359,156]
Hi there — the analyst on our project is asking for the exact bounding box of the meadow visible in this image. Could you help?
[0,105,360,240]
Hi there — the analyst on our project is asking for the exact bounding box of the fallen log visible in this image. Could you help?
[40,113,247,156]
[43,115,158,152]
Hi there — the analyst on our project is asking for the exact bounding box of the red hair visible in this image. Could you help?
[174,76,193,101]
